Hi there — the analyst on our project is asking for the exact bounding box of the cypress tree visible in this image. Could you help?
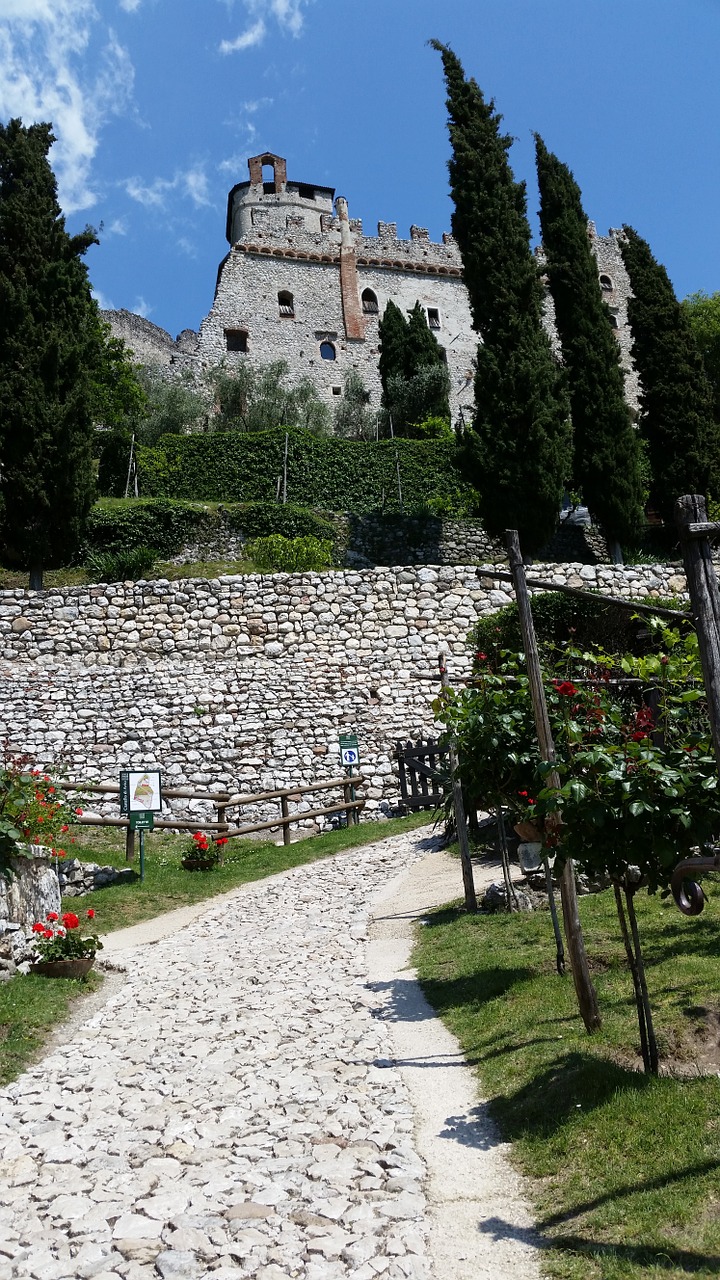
[0,119,100,587]
[378,299,450,432]
[535,137,644,557]
[431,42,571,554]
[620,227,720,523]
[378,300,408,405]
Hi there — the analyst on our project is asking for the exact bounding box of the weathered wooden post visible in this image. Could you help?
[506,530,601,1032]
[675,494,720,769]
[438,653,478,914]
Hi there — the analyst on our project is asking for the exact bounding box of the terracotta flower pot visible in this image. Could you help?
[30,957,95,980]
[513,820,543,842]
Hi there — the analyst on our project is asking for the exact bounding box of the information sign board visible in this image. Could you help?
[120,770,163,815]
[339,732,360,768]
[130,811,154,831]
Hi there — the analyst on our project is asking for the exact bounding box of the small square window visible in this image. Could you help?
[225,329,248,353]
[427,308,441,329]
[332,386,342,396]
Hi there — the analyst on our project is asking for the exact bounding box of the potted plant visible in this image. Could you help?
[181,831,227,871]
[29,908,102,979]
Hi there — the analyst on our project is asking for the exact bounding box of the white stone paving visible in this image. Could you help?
[0,831,440,1280]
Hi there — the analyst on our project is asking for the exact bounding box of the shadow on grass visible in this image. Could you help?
[493,1052,652,1141]
[476,1216,720,1273]
[538,1158,720,1230]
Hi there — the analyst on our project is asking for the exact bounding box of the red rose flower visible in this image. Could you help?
[75,808,83,816]
[61,912,80,930]
[475,652,487,661]
[553,680,577,697]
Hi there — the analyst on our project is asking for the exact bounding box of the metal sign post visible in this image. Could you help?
[339,733,360,825]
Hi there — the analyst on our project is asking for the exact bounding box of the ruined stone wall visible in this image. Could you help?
[0,563,687,831]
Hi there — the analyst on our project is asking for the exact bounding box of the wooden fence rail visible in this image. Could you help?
[66,775,365,861]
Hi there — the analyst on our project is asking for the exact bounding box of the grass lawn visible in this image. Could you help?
[67,810,434,934]
[0,972,103,1087]
[413,876,720,1280]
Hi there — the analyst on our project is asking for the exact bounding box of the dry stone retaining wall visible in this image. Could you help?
[0,563,688,828]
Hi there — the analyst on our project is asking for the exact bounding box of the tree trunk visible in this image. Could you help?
[560,860,602,1031]
[29,564,44,590]
[608,538,624,565]
[613,882,650,1072]
[624,885,659,1075]
[496,806,519,912]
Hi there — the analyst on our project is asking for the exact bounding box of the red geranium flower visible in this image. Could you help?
[46,912,58,922]
[32,922,45,934]
[61,912,80,930]
[75,808,83,816]
[43,930,53,940]
[86,908,95,919]
[216,837,228,847]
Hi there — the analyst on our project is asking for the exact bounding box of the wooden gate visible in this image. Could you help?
[395,737,448,812]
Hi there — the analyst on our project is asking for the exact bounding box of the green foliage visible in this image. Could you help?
[30,910,102,961]
[207,360,331,436]
[0,752,78,873]
[432,43,571,554]
[333,369,376,441]
[0,119,99,585]
[620,227,720,522]
[469,591,688,660]
[85,545,156,583]
[136,367,206,444]
[135,426,471,512]
[681,289,720,421]
[83,498,336,563]
[96,428,134,498]
[245,534,334,573]
[402,415,454,442]
[378,300,450,434]
[535,138,644,547]
[89,323,147,430]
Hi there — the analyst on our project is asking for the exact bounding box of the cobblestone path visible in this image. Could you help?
[0,832,439,1280]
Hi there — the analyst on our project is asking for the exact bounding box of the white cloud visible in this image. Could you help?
[133,296,152,318]
[220,19,266,54]
[123,164,212,211]
[92,285,115,310]
[0,1,134,212]
[118,0,142,11]
[219,0,310,53]
[107,217,128,235]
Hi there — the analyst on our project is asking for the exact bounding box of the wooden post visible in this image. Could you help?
[506,529,601,1032]
[675,494,720,772]
[125,825,135,863]
[438,652,478,914]
[280,793,291,845]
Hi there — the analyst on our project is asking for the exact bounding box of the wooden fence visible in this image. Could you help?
[66,775,365,860]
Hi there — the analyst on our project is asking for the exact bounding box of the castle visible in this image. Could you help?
[105,151,639,420]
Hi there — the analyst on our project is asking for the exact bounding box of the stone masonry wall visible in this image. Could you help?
[0,563,688,832]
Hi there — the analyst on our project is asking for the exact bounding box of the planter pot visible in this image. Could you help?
[513,820,543,842]
[181,857,217,872]
[29,957,95,980]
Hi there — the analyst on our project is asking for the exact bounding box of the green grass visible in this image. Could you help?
[413,880,720,1280]
[66,811,435,933]
[0,972,103,1086]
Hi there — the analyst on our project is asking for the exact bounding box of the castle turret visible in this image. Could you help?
[226,152,336,243]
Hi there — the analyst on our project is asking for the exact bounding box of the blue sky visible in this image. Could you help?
[1,0,718,339]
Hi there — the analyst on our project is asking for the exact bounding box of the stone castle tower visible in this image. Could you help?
[105,151,638,420]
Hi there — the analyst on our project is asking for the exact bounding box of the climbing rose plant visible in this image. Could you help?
[0,748,82,869]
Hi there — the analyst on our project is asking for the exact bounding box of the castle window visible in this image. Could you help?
[600,274,613,291]
[332,385,342,396]
[298,184,315,201]
[427,308,441,329]
[225,328,248,353]
[320,341,336,361]
[608,312,619,329]
[278,290,295,318]
[362,288,379,314]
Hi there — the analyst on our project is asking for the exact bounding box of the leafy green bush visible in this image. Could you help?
[136,426,471,512]
[85,545,156,583]
[245,535,334,573]
[84,500,208,558]
[469,590,688,659]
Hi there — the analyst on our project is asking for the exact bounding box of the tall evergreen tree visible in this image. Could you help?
[378,299,450,433]
[535,137,644,557]
[620,227,720,523]
[431,42,571,554]
[0,119,100,587]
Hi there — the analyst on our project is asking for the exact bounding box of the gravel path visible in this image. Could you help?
[0,830,541,1280]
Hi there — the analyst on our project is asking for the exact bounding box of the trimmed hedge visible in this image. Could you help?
[134,427,474,513]
[82,499,336,561]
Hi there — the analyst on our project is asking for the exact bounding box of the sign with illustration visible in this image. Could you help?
[339,732,360,768]
[119,770,163,815]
